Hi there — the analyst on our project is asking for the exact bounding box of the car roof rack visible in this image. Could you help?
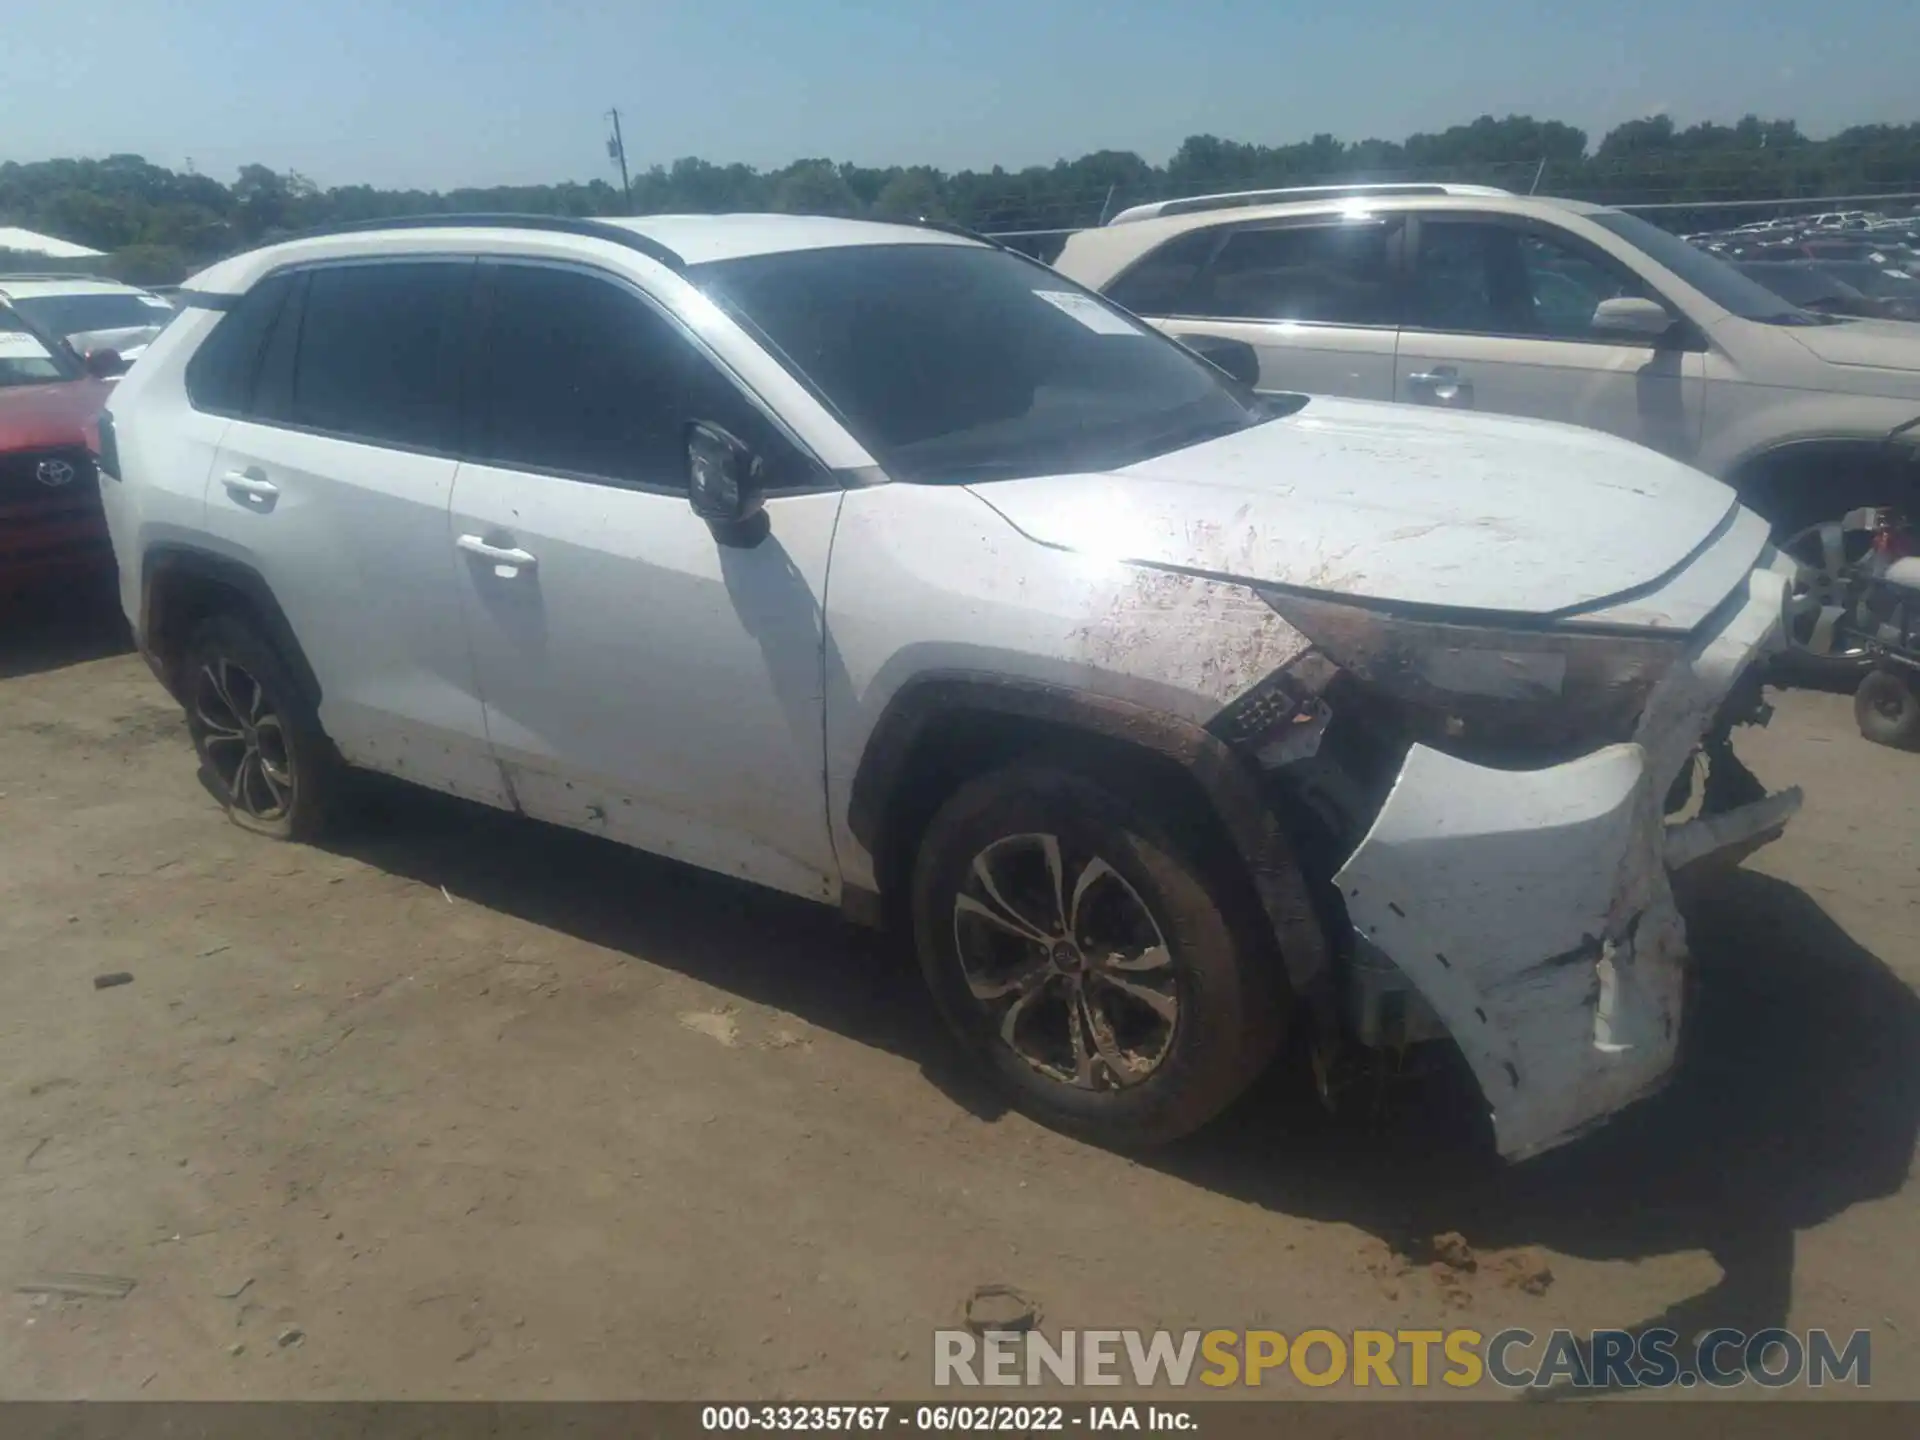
[1107,182,1513,225]
[0,271,118,283]
[272,213,687,272]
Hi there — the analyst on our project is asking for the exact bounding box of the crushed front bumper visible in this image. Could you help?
[1332,560,1802,1161]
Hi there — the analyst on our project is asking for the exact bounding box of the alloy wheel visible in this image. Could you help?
[951,833,1180,1090]
[192,656,295,821]
[1782,517,1872,659]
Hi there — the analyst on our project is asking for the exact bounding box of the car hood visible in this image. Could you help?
[1784,317,1920,372]
[969,396,1744,620]
[0,377,111,450]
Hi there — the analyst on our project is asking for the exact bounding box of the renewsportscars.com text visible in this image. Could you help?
[933,1327,1872,1390]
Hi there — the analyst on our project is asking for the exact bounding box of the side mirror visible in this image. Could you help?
[1178,333,1261,389]
[687,421,766,529]
[83,347,128,379]
[1590,297,1674,340]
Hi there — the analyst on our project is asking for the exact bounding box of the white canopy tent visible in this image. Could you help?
[0,226,107,261]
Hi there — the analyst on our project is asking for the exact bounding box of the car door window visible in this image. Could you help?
[1411,221,1652,340]
[289,261,469,450]
[1102,228,1219,315]
[1184,222,1397,325]
[468,263,802,490]
[1515,232,1649,338]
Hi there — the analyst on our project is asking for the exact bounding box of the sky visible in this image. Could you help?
[4,0,1915,192]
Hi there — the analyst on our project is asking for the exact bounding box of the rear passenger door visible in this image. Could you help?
[200,258,510,807]
[1395,216,1705,460]
[1102,215,1403,399]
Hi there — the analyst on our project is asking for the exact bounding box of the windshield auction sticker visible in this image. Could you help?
[1031,289,1144,336]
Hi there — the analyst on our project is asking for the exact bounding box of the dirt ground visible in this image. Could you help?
[1,592,1916,1401]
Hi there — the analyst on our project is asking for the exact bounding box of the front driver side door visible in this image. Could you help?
[448,260,842,902]
[1395,216,1705,461]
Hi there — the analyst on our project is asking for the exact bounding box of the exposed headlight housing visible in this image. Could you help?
[1255,590,1685,768]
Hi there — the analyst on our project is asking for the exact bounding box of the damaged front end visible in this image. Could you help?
[1215,553,1803,1161]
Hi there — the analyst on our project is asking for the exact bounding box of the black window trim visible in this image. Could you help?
[1401,211,1707,353]
[459,256,838,499]
[1103,213,1410,332]
[196,252,840,494]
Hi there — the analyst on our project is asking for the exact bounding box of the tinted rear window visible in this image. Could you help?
[289,261,471,450]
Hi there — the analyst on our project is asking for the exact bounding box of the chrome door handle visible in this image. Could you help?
[1406,367,1473,404]
[456,533,538,572]
[221,469,278,499]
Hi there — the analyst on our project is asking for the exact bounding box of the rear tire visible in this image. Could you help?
[910,761,1289,1147]
[182,614,341,840]
[1855,669,1920,750]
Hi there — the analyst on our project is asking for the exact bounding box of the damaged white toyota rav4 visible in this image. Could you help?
[98,214,1801,1160]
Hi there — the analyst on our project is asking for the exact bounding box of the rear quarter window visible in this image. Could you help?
[183,274,294,416]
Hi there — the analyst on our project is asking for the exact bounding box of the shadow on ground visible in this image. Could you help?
[0,581,132,680]
[326,782,1920,1360]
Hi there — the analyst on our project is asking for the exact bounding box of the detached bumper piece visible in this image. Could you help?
[1333,565,1798,1161]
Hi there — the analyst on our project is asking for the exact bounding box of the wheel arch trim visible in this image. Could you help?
[846,671,1332,1000]
[140,543,322,710]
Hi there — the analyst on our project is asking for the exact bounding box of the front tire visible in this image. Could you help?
[1775,516,1877,687]
[910,762,1289,1147]
[1855,669,1920,750]
[182,614,340,840]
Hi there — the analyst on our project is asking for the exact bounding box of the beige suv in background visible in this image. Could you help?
[1054,184,1920,668]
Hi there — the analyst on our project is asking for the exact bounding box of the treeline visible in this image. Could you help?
[4,113,1919,285]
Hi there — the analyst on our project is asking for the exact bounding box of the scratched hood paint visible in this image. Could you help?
[969,396,1743,619]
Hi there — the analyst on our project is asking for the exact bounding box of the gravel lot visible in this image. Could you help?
[1,593,1916,1400]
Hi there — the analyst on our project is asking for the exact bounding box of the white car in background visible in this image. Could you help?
[100,213,1798,1161]
[1053,184,1920,670]
[0,275,176,368]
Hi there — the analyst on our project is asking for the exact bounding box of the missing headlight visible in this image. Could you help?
[1255,590,1686,769]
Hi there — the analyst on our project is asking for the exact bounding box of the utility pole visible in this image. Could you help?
[606,108,632,211]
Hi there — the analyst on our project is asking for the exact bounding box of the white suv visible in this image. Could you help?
[1054,185,1920,665]
[0,275,176,367]
[99,213,1801,1160]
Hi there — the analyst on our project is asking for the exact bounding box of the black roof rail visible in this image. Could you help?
[271,213,687,271]
[0,271,117,283]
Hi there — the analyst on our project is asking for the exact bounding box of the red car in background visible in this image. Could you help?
[0,303,121,597]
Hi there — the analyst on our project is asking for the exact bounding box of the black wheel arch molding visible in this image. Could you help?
[139,543,323,711]
[845,670,1334,1011]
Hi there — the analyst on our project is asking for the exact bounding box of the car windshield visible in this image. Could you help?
[1735,263,1866,308]
[11,290,174,339]
[691,243,1272,483]
[1825,262,1918,297]
[1591,210,1843,326]
[0,308,77,387]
